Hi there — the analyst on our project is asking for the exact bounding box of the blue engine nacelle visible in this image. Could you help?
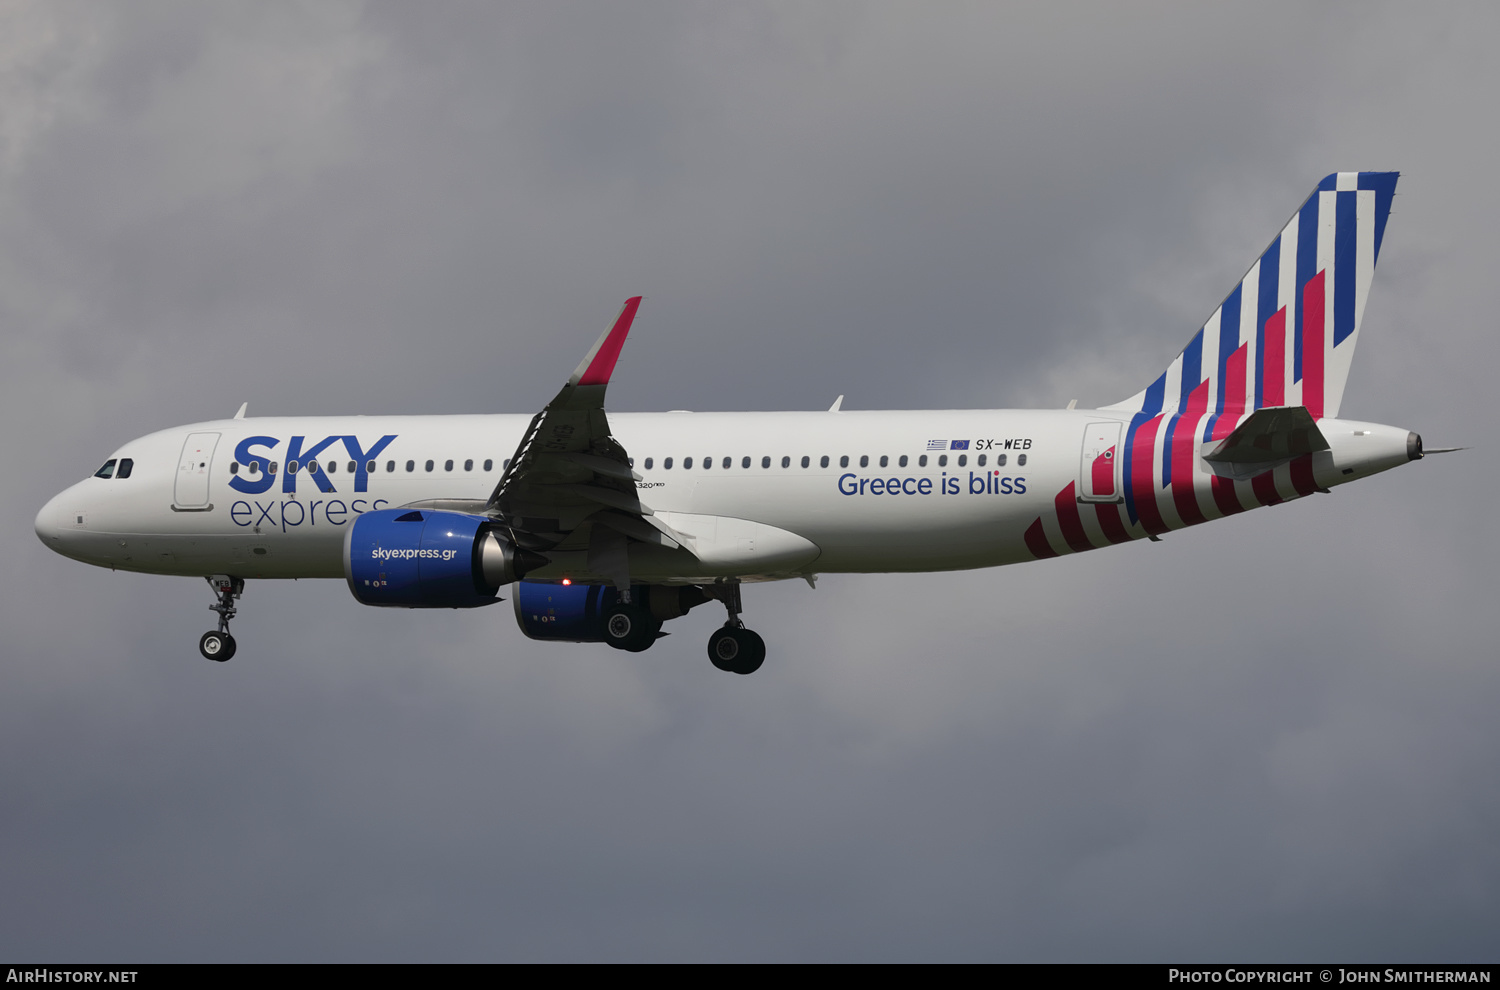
[513,581,620,641]
[513,581,710,642]
[344,509,538,608]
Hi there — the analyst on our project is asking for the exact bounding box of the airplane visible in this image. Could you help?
[34,172,1449,675]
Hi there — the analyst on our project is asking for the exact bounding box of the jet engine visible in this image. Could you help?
[344,509,540,608]
[514,581,709,643]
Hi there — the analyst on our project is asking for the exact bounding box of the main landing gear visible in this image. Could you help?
[199,575,243,662]
[705,581,765,676]
[603,601,661,653]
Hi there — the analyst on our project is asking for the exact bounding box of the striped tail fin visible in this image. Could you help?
[1104,171,1398,423]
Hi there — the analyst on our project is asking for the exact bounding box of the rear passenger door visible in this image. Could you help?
[1078,422,1122,503]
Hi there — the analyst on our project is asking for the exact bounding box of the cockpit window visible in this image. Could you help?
[117,458,134,479]
[94,459,117,479]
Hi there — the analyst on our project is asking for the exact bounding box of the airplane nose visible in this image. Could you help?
[35,491,71,550]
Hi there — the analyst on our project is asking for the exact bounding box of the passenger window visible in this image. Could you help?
[406,460,415,472]
[504,459,511,469]
[938,455,947,467]
[781,456,790,468]
[425,460,434,472]
[684,457,693,469]
[820,455,830,468]
[229,462,239,475]
[117,458,133,479]
[859,455,868,468]
[800,456,810,468]
[898,455,908,468]
[879,455,888,468]
[94,460,117,479]
[723,457,731,469]
[367,461,376,473]
[977,454,986,467]
[761,456,770,468]
[840,455,849,468]
[248,462,260,475]
[1017,454,1027,466]
[464,459,473,471]
[270,462,279,475]
[482,459,492,471]
[644,457,653,470]
[997,454,1007,466]
[327,461,337,474]
[702,457,711,470]
[664,457,673,469]
[348,461,356,473]
[957,454,967,467]
[307,460,319,474]
[742,457,751,469]
[919,455,927,467]
[288,461,300,474]
[444,459,453,471]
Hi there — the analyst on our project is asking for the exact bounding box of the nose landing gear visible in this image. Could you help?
[705,581,765,675]
[199,575,243,662]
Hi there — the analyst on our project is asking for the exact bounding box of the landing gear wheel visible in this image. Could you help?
[708,627,740,671]
[603,604,660,653]
[199,631,235,662]
[708,627,765,675]
[202,576,244,662]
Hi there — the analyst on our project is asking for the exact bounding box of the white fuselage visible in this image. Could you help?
[34,408,1416,585]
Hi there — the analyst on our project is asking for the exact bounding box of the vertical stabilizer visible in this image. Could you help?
[1104,172,1398,423]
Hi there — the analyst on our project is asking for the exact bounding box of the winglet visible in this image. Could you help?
[233,402,248,420]
[569,297,642,387]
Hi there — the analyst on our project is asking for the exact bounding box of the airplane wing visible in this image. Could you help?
[485,298,686,592]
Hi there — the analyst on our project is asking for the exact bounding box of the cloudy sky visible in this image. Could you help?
[3,1,1496,962]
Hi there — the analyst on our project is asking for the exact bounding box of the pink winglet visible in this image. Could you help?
[574,297,642,387]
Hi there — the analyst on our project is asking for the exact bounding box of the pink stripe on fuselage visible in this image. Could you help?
[1172,380,1209,527]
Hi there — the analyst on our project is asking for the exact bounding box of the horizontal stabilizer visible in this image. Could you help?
[1204,406,1329,464]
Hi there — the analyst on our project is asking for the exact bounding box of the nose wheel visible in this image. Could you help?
[704,580,766,675]
[200,575,243,662]
[199,630,236,662]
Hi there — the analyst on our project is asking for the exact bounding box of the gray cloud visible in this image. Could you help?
[2,1,1496,961]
